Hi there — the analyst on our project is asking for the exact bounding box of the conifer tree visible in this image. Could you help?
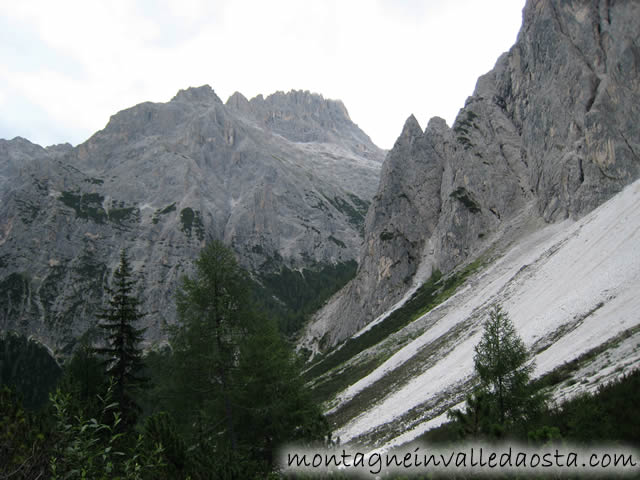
[473,304,534,426]
[235,316,330,471]
[95,249,147,428]
[169,240,249,449]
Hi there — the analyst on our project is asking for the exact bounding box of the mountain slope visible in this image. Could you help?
[303,0,640,351]
[299,0,640,449]
[317,177,640,447]
[0,88,384,352]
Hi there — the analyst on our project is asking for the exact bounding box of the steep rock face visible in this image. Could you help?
[305,0,640,349]
[227,90,380,160]
[500,0,640,220]
[0,88,384,352]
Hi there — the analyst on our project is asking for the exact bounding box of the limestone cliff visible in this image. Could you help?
[304,0,640,349]
[0,88,384,352]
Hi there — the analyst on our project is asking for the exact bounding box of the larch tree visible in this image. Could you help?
[169,240,250,450]
[473,304,534,426]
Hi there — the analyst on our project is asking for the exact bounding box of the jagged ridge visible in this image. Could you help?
[0,87,385,352]
[304,0,640,350]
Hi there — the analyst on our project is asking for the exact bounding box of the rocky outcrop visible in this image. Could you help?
[304,0,640,350]
[0,88,384,353]
[226,89,380,160]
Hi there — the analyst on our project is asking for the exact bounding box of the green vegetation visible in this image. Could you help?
[422,368,640,451]
[420,307,640,460]
[83,177,104,185]
[0,386,50,478]
[58,190,138,225]
[322,193,368,231]
[59,191,108,223]
[449,305,544,438]
[15,198,40,224]
[543,368,640,445]
[108,206,138,224]
[473,304,536,425]
[255,260,357,336]
[347,193,370,213]
[0,271,31,308]
[450,186,481,213]
[305,257,486,402]
[532,322,640,392]
[453,109,479,151]
[155,240,330,475]
[0,332,62,409]
[379,230,395,241]
[328,235,346,248]
[179,207,204,240]
[0,241,329,478]
[152,202,177,224]
[94,249,148,429]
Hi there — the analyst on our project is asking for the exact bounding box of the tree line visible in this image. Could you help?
[1,241,330,479]
[2,248,639,479]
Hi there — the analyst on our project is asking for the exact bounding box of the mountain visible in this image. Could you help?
[316,176,640,448]
[0,88,384,353]
[303,0,640,350]
[300,0,640,447]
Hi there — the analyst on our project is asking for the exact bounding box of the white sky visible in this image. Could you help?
[0,0,525,150]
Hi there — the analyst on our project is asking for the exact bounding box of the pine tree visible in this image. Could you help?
[95,249,147,428]
[473,304,534,426]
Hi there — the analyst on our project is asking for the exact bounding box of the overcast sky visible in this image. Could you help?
[0,0,526,150]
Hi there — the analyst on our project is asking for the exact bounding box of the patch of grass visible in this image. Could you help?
[152,202,177,224]
[532,323,640,391]
[532,301,605,355]
[305,256,486,388]
[322,193,367,231]
[309,354,386,408]
[346,193,370,215]
[324,317,475,427]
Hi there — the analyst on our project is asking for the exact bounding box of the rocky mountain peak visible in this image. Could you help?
[259,89,350,121]
[0,85,385,352]
[225,89,384,160]
[395,114,423,146]
[171,84,222,105]
[225,91,251,114]
[304,0,640,351]
[426,116,448,133]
